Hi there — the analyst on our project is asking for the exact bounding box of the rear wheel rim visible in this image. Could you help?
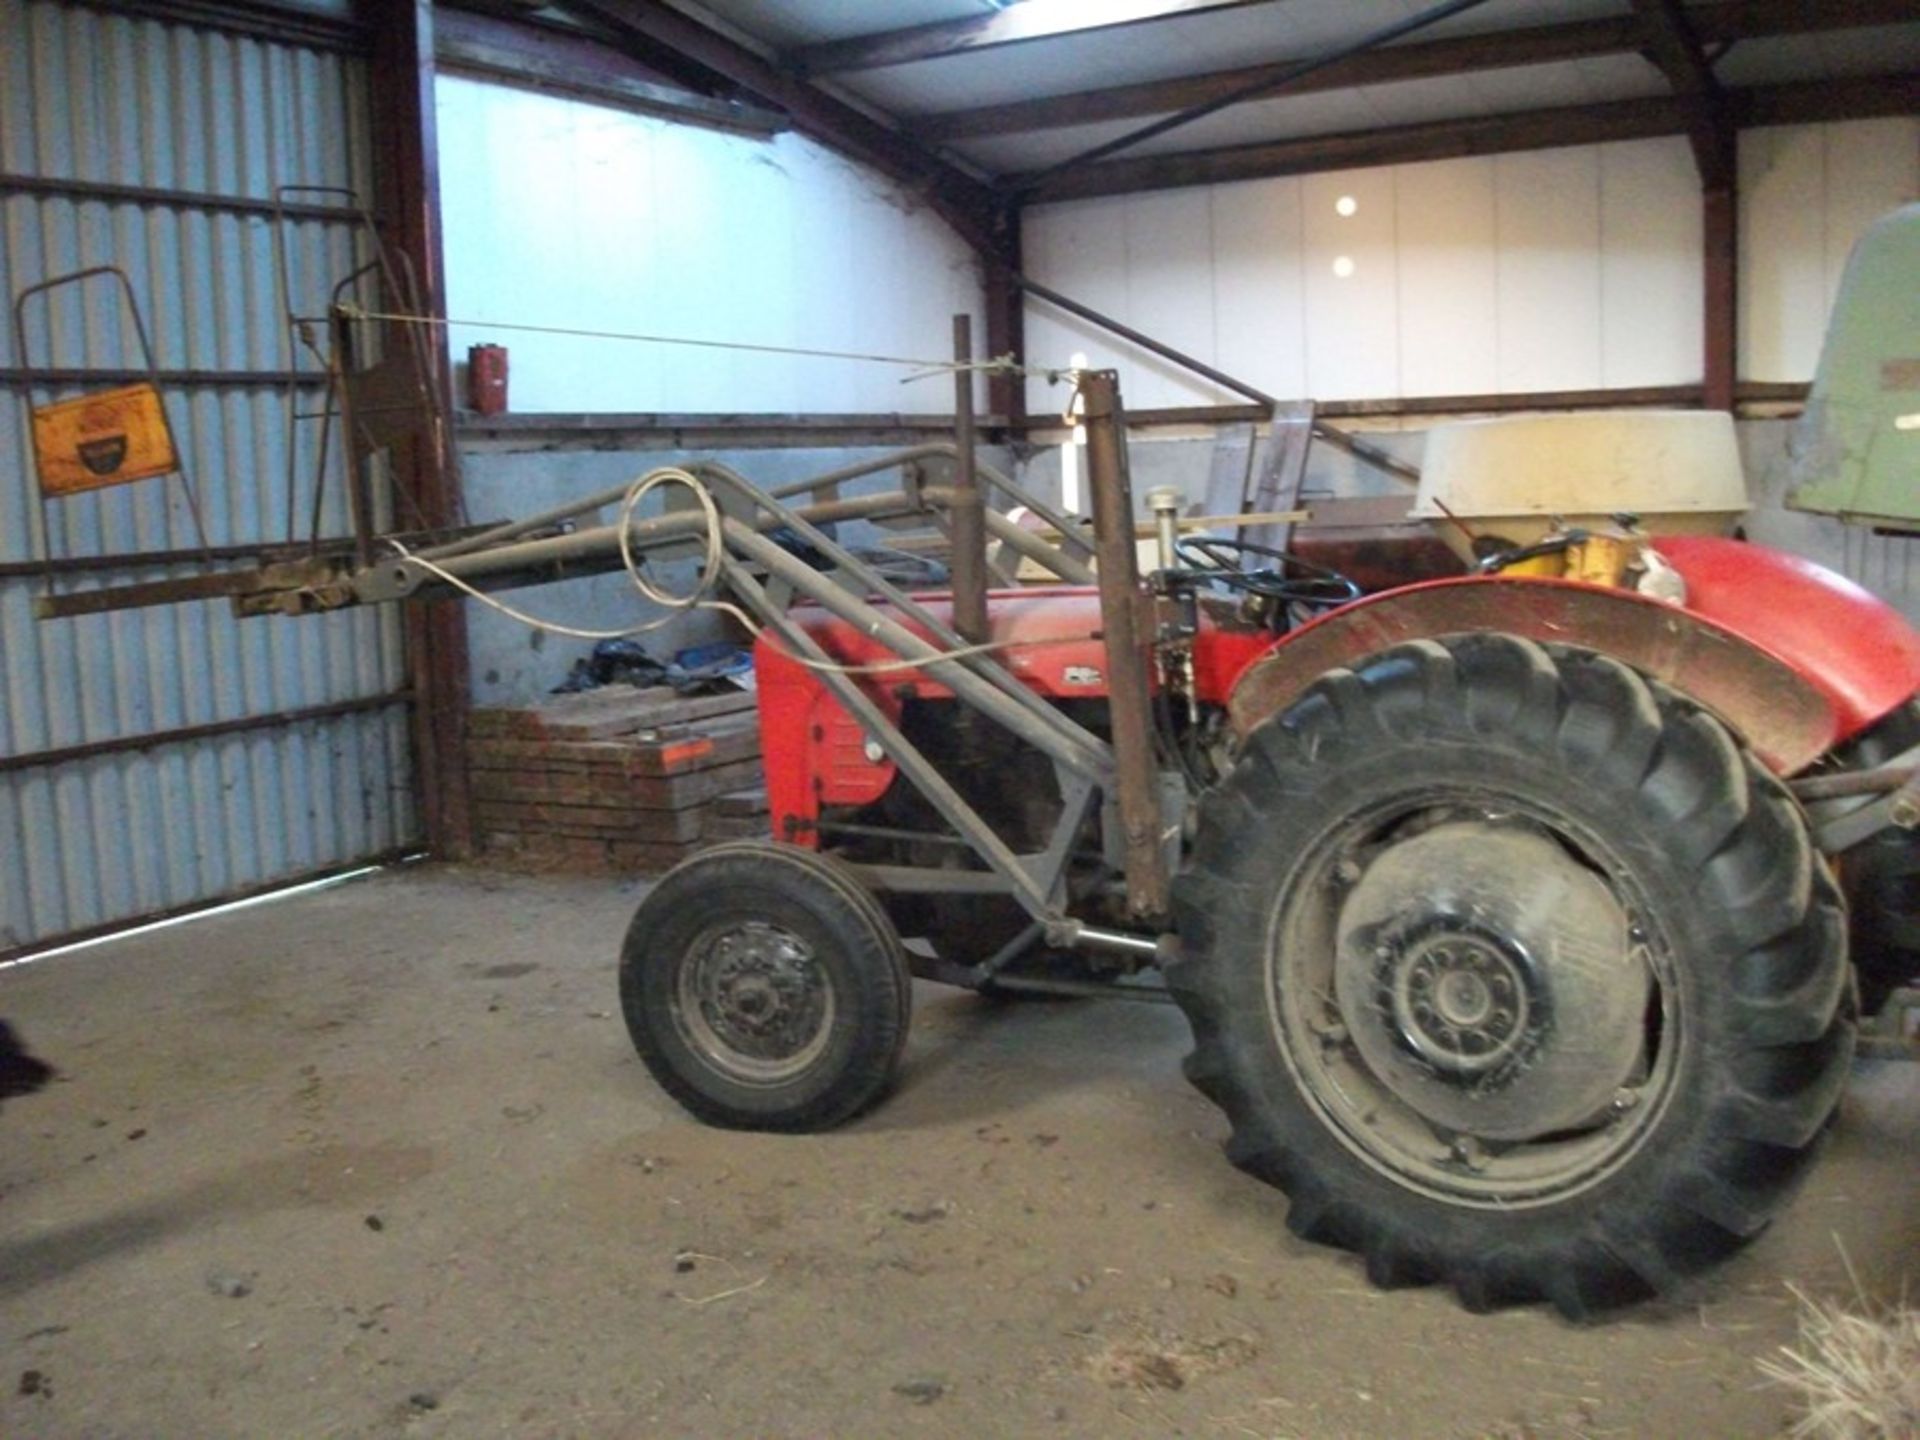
[673,919,835,1085]
[1267,790,1682,1209]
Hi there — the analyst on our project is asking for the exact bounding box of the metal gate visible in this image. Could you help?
[0,0,418,955]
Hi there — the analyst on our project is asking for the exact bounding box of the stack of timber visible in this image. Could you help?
[469,686,769,874]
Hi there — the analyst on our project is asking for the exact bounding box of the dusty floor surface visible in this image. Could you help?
[0,864,1914,1439]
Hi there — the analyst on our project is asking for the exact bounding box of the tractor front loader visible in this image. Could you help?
[22,211,1920,1320]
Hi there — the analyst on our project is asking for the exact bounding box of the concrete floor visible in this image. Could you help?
[0,864,1914,1440]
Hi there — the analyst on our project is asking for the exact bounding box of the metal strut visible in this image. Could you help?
[21,396,1177,952]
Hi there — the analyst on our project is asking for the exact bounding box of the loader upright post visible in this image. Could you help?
[1080,369,1168,919]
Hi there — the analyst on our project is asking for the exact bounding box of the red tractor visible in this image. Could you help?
[30,215,1920,1320]
[610,370,1920,1319]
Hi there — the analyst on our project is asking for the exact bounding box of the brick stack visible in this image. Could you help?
[468,686,771,875]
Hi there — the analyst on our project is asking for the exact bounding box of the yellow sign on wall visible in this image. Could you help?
[30,383,177,497]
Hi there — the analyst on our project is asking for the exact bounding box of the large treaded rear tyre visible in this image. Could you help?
[619,841,911,1132]
[1169,635,1854,1318]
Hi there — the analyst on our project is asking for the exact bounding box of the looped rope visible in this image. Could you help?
[388,466,1094,676]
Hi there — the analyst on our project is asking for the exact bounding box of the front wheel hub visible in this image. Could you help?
[1333,821,1651,1142]
[676,920,834,1083]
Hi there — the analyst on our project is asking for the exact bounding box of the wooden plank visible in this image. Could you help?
[703,785,771,841]
[790,1,1268,77]
[713,786,769,818]
[468,756,764,812]
[538,695,749,742]
[468,686,756,740]
[464,723,762,776]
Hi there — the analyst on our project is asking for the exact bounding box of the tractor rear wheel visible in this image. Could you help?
[619,841,912,1132]
[1170,634,1854,1318]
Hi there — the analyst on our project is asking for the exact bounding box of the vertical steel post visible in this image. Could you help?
[982,207,1027,427]
[1703,175,1738,413]
[369,0,474,859]
[950,313,988,644]
[1078,370,1169,919]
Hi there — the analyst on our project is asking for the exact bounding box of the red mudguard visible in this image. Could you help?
[1652,535,1920,738]
[1227,537,1920,774]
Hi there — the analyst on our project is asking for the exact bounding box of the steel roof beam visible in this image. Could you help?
[1010,74,1920,201]
[1632,0,1732,186]
[916,0,1918,142]
[789,0,1272,78]
[1006,0,1491,194]
[552,0,1005,255]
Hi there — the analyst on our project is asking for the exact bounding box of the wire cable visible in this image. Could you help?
[328,304,1063,383]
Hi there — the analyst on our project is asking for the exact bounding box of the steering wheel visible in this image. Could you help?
[1173,535,1362,611]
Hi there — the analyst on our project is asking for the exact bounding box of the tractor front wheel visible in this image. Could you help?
[619,842,912,1131]
[1170,635,1854,1317]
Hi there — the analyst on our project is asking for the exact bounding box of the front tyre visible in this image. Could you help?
[1170,635,1853,1318]
[619,842,912,1132]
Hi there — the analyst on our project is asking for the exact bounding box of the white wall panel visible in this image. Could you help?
[1022,194,1137,414]
[1210,177,1307,400]
[1599,139,1701,386]
[1023,137,1721,407]
[436,76,985,415]
[1122,188,1220,409]
[1822,118,1919,288]
[1738,125,1826,383]
[1740,118,1920,381]
[1395,156,1498,397]
[1303,169,1399,399]
[1494,149,1602,393]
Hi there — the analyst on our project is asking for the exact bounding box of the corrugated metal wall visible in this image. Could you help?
[0,0,417,954]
